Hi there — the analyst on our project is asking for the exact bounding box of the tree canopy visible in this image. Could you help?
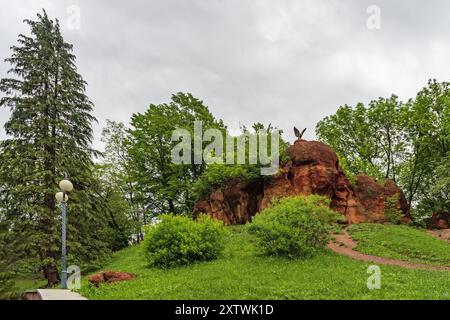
[316,80,450,217]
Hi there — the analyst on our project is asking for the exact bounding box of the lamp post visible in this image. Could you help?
[55,178,73,289]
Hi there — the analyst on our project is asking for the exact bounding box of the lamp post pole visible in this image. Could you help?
[56,178,73,290]
[60,193,67,289]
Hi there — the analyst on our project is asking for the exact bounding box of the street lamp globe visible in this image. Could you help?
[59,179,73,192]
[55,191,68,203]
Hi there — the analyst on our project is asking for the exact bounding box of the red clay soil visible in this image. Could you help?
[328,230,450,271]
[427,229,450,244]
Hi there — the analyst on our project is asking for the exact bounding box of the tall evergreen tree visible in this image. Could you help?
[0,11,111,286]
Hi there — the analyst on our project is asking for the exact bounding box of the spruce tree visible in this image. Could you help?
[0,11,111,286]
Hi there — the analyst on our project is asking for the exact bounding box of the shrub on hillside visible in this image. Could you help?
[143,214,227,268]
[247,195,341,259]
[384,195,403,224]
[0,272,17,300]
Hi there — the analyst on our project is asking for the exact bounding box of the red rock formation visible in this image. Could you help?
[426,211,450,229]
[352,174,410,223]
[193,139,410,225]
[261,140,360,219]
[195,180,264,225]
[88,271,135,287]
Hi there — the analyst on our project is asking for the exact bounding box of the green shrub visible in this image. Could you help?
[337,154,356,186]
[384,195,403,224]
[408,208,428,228]
[0,272,17,300]
[247,195,341,259]
[143,214,227,268]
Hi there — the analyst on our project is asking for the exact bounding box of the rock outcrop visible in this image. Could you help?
[426,211,450,229]
[194,139,410,225]
[353,174,409,223]
[194,180,264,225]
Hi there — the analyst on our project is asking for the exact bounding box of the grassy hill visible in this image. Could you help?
[349,224,450,266]
[80,225,450,300]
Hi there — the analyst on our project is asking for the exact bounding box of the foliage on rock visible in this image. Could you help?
[384,195,403,225]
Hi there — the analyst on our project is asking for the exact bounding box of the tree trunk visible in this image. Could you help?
[43,263,59,287]
[168,199,175,213]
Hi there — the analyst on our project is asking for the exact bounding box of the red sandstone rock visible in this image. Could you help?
[437,219,449,229]
[194,139,410,225]
[194,180,263,225]
[88,271,135,287]
[289,140,338,167]
[426,211,450,229]
[352,174,410,223]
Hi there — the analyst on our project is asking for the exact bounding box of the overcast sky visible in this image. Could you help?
[1,0,450,150]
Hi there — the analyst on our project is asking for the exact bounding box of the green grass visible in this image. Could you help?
[14,276,47,292]
[6,274,47,299]
[348,224,450,266]
[79,225,450,300]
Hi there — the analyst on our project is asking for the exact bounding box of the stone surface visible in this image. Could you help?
[194,180,264,225]
[353,174,410,223]
[37,289,87,300]
[88,271,135,287]
[261,140,358,218]
[426,211,450,229]
[194,139,410,225]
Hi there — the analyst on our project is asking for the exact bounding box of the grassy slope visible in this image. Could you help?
[80,226,450,300]
[14,276,47,292]
[348,224,450,266]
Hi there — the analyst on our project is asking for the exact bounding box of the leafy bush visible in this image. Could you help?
[384,195,403,224]
[408,208,428,228]
[247,195,341,259]
[0,272,17,300]
[143,214,227,268]
[337,154,356,186]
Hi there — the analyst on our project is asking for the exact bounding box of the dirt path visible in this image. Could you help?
[328,230,450,271]
[427,229,450,244]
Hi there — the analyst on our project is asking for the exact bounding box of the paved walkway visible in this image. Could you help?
[37,289,87,300]
[328,229,450,271]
